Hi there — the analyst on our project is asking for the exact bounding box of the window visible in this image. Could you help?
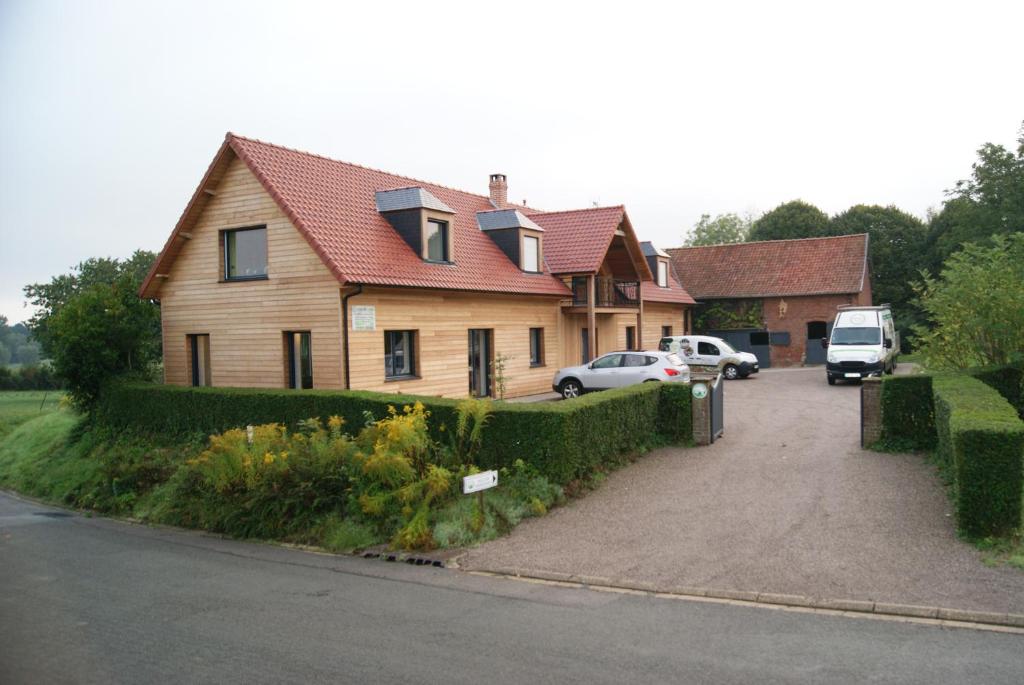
[662,325,673,337]
[572,276,588,304]
[625,326,636,350]
[385,330,417,379]
[223,226,268,280]
[807,321,828,340]
[698,341,720,356]
[750,331,770,346]
[523,235,540,272]
[529,327,544,366]
[591,353,623,369]
[187,334,211,386]
[622,354,655,367]
[657,260,668,287]
[425,219,449,262]
[285,331,313,389]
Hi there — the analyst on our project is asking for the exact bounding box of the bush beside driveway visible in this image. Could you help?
[458,368,1024,615]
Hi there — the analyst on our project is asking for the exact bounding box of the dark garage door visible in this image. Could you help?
[804,320,833,364]
[705,328,772,369]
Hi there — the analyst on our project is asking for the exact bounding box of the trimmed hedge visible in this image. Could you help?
[967,359,1024,420]
[94,381,693,484]
[879,374,936,450]
[932,374,1024,537]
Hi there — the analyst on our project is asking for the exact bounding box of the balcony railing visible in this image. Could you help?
[571,277,640,307]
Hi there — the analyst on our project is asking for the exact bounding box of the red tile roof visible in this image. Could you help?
[140,133,695,308]
[527,206,627,274]
[641,272,697,305]
[667,234,869,299]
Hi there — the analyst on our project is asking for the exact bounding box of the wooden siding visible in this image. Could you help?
[347,288,562,398]
[158,156,344,389]
[611,303,688,350]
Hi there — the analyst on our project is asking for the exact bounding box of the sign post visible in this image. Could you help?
[463,470,498,531]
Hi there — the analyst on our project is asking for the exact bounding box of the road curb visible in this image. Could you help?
[471,568,1024,630]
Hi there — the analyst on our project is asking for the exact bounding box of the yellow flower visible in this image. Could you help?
[263,452,275,465]
[242,457,252,468]
[327,415,344,430]
[280,451,289,461]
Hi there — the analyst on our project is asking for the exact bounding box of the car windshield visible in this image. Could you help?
[666,353,686,366]
[831,327,881,345]
[658,338,673,352]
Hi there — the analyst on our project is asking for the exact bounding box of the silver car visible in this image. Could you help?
[552,351,691,399]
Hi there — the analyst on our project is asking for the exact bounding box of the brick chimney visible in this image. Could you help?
[489,173,508,208]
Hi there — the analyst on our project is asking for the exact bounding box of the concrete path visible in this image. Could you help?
[3,492,1023,684]
[459,367,1024,615]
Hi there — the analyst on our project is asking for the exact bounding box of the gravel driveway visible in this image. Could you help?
[459,367,1024,614]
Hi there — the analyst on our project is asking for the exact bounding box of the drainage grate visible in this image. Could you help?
[362,551,445,568]
[32,512,72,518]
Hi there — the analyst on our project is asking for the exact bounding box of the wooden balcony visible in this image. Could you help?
[565,276,640,311]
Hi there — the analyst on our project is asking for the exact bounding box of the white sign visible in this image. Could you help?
[463,470,498,494]
[351,305,376,331]
[691,383,708,399]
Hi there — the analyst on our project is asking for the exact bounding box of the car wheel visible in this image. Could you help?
[827,375,836,385]
[559,379,582,399]
[723,364,739,380]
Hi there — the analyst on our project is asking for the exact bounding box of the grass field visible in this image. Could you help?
[0,390,64,439]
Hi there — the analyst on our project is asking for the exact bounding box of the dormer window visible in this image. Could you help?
[523,234,540,272]
[375,187,456,265]
[426,219,450,262]
[657,260,668,287]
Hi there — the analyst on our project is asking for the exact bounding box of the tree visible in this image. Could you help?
[924,121,1024,273]
[46,273,162,408]
[912,234,1024,369]
[684,213,752,246]
[748,200,830,242]
[829,204,928,346]
[23,250,158,358]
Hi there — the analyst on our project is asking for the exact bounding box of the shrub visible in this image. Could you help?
[879,374,936,450]
[94,381,694,484]
[933,375,1024,537]
[967,359,1024,420]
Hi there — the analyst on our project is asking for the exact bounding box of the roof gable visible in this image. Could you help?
[667,234,869,299]
[528,206,652,280]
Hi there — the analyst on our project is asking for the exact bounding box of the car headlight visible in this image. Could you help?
[866,352,880,363]
[827,353,838,363]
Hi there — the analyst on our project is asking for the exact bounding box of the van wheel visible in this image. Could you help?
[723,364,739,380]
[559,379,582,399]
[885,361,894,375]
[827,375,836,385]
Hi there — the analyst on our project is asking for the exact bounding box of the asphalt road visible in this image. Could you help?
[460,367,1024,615]
[2,493,1023,684]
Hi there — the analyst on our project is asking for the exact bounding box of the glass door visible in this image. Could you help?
[468,329,492,397]
[286,331,313,389]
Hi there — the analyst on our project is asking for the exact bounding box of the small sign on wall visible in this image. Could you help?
[351,305,376,331]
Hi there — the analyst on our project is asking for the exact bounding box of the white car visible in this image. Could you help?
[552,351,691,399]
[659,335,760,380]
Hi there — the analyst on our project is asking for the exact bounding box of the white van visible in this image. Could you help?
[823,305,898,385]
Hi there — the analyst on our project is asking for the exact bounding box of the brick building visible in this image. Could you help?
[667,234,871,367]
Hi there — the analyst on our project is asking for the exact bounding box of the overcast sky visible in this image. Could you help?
[1,0,1022,323]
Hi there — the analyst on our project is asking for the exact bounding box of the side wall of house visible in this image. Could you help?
[346,288,562,398]
[763,293,860,366]
[611,303,687,350]
[158,156,344,389]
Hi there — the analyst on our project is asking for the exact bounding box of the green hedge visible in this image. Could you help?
[879,374,936,450]
[94,381,693,484]
[967,359,1024,420]
[933,375,1024,537]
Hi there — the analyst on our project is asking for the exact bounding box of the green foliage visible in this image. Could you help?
[912,234,1024,369]
[656,383,694,444]
[46,272,162,409]
[93,380,694,484]
[878,375,936,451]
[685,213,752,246]
[0,315,43,366]
[748,200,830,242]
[966,359,1024,420]
[161,419,353,541]
[320,517,381,552]
[693,299,764,331]
[23,250,159,359]
[924,122,1024,274]
[0,364,62,391]
[932,375,1024,537]
[829,204,928,348]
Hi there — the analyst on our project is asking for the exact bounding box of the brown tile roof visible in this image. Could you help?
[667,234,869,299]
[641,272,697,305]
